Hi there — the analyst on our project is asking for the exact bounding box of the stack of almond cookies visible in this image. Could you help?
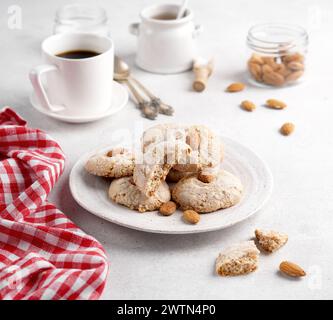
[85,124,243,223]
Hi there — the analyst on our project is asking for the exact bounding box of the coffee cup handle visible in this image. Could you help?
[193,24,203,38]
[129,23,140,36]
[29,64,65,113]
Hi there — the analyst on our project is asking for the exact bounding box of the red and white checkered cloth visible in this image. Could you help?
[0,108,108,300]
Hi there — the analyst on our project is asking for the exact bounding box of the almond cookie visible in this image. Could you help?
[172,170,243,213]
[141,123,188,152]
[142,124,223,170]
[133,163,172,197]
[216,241,260,276]
[173,125,223,173]
[133,140,191,197]
[185,125,223,169]
[135,124,223,197]
[134,124,192,198]
[108,177,170,213]
[85,148,135,178]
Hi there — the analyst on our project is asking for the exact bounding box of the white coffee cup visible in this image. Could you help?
[129,4,203,74]
[29,33,114,117]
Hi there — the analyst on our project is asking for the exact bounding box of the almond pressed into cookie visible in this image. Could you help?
[172,170,243,213]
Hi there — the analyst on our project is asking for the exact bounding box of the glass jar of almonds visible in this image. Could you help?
[246,23,308,87]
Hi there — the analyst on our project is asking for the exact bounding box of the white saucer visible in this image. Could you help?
[30,81,128,123]
[69,136,273,234]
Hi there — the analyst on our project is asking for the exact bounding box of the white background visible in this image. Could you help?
[1,0,333,299]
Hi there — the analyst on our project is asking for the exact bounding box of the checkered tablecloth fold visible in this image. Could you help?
[0,107,108,300]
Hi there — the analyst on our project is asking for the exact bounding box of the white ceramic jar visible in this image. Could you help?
[130,4,203,74]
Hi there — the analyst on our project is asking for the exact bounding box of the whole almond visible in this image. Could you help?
[266,99,287,110]
[275,63,291,77]
[198,172,215,183]
[280,122,295,136]
[183,210,200,224]
[287,61,304,71]
[248,62,262,81]
[226,82,245,92]
[279,261,306,277]
[262,71,285,86]
[262,64,274,74]
[241,100,256,112]
[159,201,177,216]
[249,53,264,65]
[262,57,278,70]
[285,70,304,82]
[282,52,304,64]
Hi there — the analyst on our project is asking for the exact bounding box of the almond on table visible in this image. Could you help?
[226,82,245,92]
[279,261,306,277]
[241,100,256,112]
[266,99,287,110]
[280,122,295,136]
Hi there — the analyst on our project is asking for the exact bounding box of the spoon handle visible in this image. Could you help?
[130,76,156,99]
[130,76,174,116]
[177,0,189,19]
[123,78,145,104]
[122,79,158,120]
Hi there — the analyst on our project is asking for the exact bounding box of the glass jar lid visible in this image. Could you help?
[55,4,108,29]
[247,23,308,55]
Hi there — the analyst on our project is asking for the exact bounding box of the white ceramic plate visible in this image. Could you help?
[69,136,273,234]
[30,81,128,123]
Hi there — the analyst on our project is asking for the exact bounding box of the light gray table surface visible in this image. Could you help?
[0,0,332,299]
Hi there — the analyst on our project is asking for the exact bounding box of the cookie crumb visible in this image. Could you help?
[183,210,200,224]
[159,201,177,216]
[255,229,288,253]
[216,241,260,276]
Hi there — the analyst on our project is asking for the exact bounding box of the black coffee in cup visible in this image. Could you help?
[56,50,100,59]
